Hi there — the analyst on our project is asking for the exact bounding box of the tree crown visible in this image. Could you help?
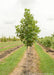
[15,8,40,46]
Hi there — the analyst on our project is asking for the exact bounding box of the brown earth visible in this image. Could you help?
[9,45,40,75]
[0,44,23,61]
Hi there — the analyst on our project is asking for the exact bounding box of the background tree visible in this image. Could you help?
[8,36,11,41]
[15,8,40,47]
[13,36,16,41]
[51,33,54,37]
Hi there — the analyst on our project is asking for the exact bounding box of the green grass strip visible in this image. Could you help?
[35,42,54,75]
[0,46,26,75]
[0,41,21,48]
[0,41,22,52]
[0,41,16,47]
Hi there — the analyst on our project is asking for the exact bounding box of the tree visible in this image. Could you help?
[1,37,7,42]
[43,39,51,48]
[8,36,11,41]
[51,33,54,37]
[15,8,40,47]
[13,36,16,41]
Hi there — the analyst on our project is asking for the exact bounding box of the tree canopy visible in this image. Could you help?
[15,8,40,47]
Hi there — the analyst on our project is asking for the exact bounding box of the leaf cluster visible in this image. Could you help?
[15,9,40,46]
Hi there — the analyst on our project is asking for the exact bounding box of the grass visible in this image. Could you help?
[35,42,54,75]
[0,41,22,52]
[0,41,22,48]
[0,46,26,75]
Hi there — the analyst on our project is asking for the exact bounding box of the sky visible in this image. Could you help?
[0,0,54,37]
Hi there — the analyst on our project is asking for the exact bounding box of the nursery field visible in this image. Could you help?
[0,7,54,75]
[0,41,54,75]
[0,41,22,50]
[0,41,23,60]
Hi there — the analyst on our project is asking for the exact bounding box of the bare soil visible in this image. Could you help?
[10,45,40,75]
[0,44,23,61]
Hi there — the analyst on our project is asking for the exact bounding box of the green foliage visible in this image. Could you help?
[13,36,16,41]
[0,36,19,42]
[0,37,3,42]
[42,39,51,47]
[52,42,54,49]
[35,43,54,74]
[8,36,11,41]
[38,37,51,48]
[15,8,40,46]
[0,37,7,42]
[0,46,26,75]
[51,33,54,37]
[38,35,54,49]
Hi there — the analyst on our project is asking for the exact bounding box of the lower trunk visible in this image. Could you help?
[26,46,32,75]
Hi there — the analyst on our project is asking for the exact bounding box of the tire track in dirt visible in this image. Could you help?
[0,44,23,61]
[10,45,40,75]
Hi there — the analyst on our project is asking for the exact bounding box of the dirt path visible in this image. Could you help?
[37,43,54,59]
[10,45,40,75]
[0,45,23,61]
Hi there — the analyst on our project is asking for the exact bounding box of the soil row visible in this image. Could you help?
[37,43,54,58]
[10,45,40,75]
[0,44,23,60]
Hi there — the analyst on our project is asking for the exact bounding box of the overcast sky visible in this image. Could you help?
[0,0,54,37]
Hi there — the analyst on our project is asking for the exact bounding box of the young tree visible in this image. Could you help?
[8,36,11,41]
[15,8,40,47]
[13,36,16,41]
[43,39,51,48]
